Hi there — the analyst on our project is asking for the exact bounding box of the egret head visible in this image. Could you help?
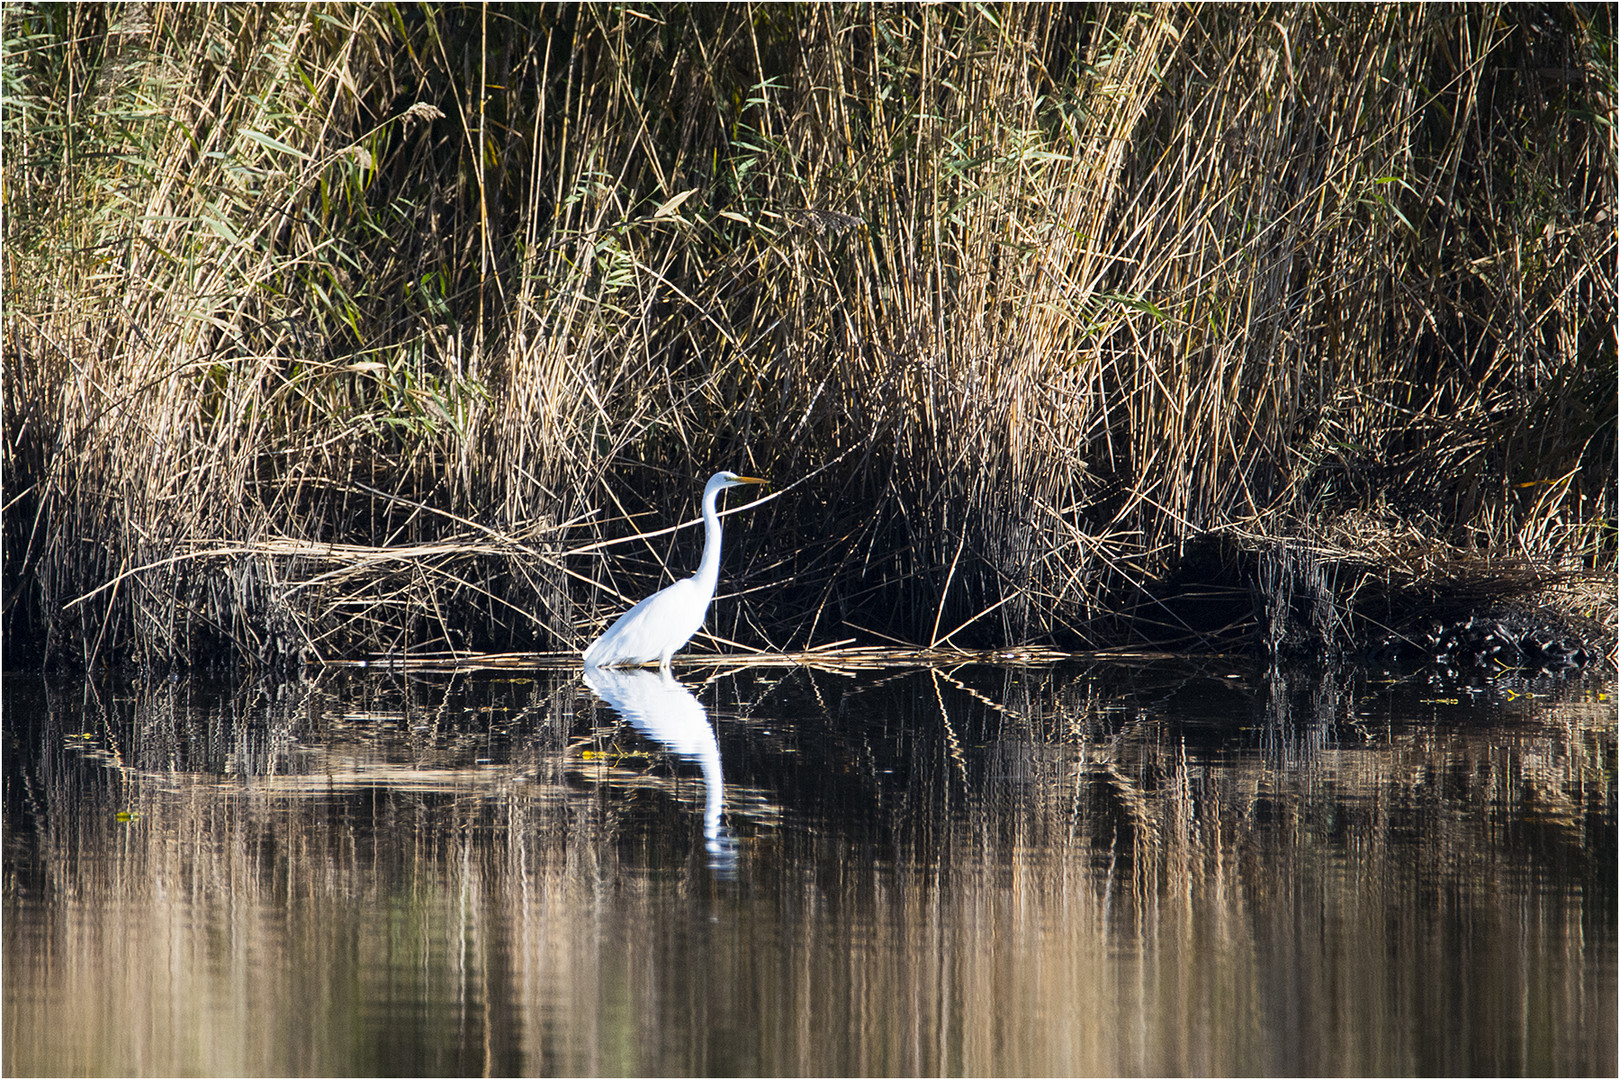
[711,471,767,491]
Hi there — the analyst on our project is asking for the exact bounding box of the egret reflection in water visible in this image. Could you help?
[582,666,736,872]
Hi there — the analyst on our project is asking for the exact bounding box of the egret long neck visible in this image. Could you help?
[692,484,724,592]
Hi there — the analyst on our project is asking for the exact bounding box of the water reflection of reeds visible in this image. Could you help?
[3,665,1613,1076]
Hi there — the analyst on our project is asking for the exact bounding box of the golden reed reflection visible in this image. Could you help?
[2,665,1613,1075]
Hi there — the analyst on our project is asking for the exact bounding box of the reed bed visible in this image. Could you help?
[4,3,1613,668]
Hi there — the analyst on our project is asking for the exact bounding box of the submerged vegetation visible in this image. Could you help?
[3,3,1614,669]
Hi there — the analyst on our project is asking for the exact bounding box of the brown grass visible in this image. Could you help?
[3,4,1614,668]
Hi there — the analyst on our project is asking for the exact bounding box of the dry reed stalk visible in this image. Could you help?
[4,4,1612,668]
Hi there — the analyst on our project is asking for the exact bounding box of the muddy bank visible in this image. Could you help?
[1151,531,1614,674]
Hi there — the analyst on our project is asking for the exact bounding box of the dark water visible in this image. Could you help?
[3,659,1614,1076]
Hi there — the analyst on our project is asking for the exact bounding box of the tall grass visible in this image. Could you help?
[3,3,1614,668]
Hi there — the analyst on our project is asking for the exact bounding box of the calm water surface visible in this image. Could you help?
[3,659,1614,1076]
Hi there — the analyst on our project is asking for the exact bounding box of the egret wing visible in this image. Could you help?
[583,577,709,666]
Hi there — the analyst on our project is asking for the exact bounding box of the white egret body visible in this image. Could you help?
[583,471,766,669]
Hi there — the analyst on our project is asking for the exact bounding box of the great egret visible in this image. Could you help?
[583,471,766,669]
